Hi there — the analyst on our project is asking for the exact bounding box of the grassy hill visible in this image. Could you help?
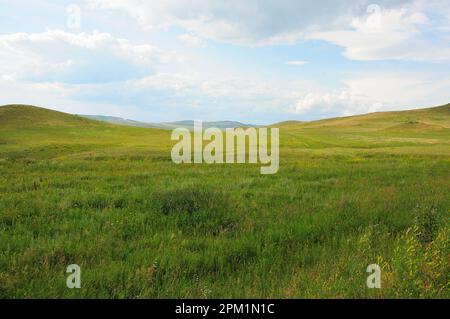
[276,104,450,131]
[0,104,171,160]
[0,104,99,128]
[0,104,449,298]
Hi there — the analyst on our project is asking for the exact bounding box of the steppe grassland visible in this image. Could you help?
[0,105,449,298]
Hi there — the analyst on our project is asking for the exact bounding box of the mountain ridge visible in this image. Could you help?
[79,115,258,130]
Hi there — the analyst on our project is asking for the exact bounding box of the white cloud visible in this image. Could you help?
[132,72,285,102]
[89,0,415,46]
[0,30,174,82]
[131,70,449,121]
[132,69,448,120]
[89,0,450,62]
[291,90,382,117]
[311,1,450,61]
[178,33,204,47]
[291,71,450,117]
[0,77,145,118]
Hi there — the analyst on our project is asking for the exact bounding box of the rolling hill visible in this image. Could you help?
[2,103,449,132]
[0,104,104,129]
[80,104,450,131]
[0,104,170,160]
[1,103,449,157]
[275,104,450,131]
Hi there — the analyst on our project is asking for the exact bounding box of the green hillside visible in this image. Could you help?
[277,104,450,131]
[0,104,170,160]
[0,104,449,298]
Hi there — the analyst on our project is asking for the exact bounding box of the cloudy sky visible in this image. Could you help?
[1,0,449,124]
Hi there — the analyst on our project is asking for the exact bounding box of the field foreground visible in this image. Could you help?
[0,104,449,298]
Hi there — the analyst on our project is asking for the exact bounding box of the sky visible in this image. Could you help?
[0,0,449,124]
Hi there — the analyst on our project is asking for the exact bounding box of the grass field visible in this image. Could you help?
[0,104,449,298]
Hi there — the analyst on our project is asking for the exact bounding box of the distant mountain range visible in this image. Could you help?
[78,115,257,130]
[1,103,448,133]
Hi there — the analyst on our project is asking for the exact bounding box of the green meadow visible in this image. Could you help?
[0,104,449,298]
